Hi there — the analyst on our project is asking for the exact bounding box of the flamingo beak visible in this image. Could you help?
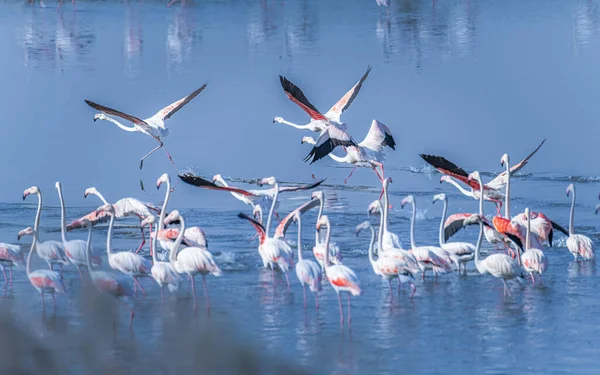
[595,204,600,215]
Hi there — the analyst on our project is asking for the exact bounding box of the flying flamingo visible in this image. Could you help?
[238,177,294,288]
[20,186,69,277]
[148,214,181,298]
[85,84,207,170]
[463,214,524,297]
[274,66,371,131]
[356,221,415,302]
[23,186,65,309]
[310,191,343,269]
[420,139,546,213]
[163,210,223,312]
[82,218,135,329]
[566,184,595,260]
[85,188,152,295]
[521,208,548,284]
[293,212,322,310]
[432,193,474,274]
[301,119,396,186]
[316,215,361,326]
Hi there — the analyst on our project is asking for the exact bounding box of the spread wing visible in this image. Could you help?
[486,139,546,190]
[238,213,266,244]
[444,213,474,241]
[359,119,396,152]
[274,199,320,239]
[84,100,147,125]
[420,154,481,190]
[324,66,371,123]
[153,84,207,121]
[303,127,356,164]
[178,173,257,196]
[279,76,328,121]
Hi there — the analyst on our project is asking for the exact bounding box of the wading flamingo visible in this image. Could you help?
[86,188,152,295]
[311,191,343,269]
[432,193,474,274]
[148,215,181,298]
[566,184,595,260]
[317,215,361,326]
[356,221,415,302]
[293,212,322,310]
[20,186,68,277]
[23,186,65,309]
[85,84,207,170]
[0,243,23,284]
[82,218,135,329]
[521,208,548,284]
[463,214,523,297]
[367,177,403,249]
[164,210,222,312]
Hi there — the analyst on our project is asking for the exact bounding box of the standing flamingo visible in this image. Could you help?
[23,185,65,309]
[82,218,135,329]
[85,188,152,295]
[566,184,595,260]
[311,191,343,269]
[316,216,361,325]
[20,186,68,277]
[463,214,523,297]
[367,177,403,249]
[0,243,23,284]
[293,212,322,310]
[521,208,548,284]
[85,84,207,170]
[164,210,222,312]
[148,215,181,297]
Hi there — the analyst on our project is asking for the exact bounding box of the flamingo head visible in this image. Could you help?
[301,136,316,145]
[17,227,34,240]
[164,210,181,226]
[316,215,330,231]
[93,113,107,122]
[23,186,40,200]
[292,211,301,223]
[524,207,530,219]
[467,171,481,183]
[440,176,452,184]
[355,221,372,236]
[156,173,170,189]
[83,187,99,199]
[252,205,262,222]
[140,215,155,227]
[400,195,415,209]
[383,177,392,188]
[311,191,323,200]
[273,116,284,124]
[500,153,510,167]
[54,181,62,191]
[566,183,575,197]
[463,214,483,226]
[432,193,446,204]
[212,174,224,185]
[259,176,277,186]
[367,200,381,215]
[595,204,600,215]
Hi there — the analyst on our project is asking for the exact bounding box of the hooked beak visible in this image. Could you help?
[22,193,27,201]
[272,119,276,123]
[595,204,600,215]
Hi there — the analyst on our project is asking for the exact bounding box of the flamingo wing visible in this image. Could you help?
[178,173,257,196]
[114,198,153,218]
[486,139,546,190]
[443,213,473,241]
[153,84,207,121]
[324,66,372,123]
[84,100,147,125]
[303,127,357,164]
[279,76,328,121]
[358,119,396,152]
[419,154,478,189]
[274,198,320,239]
[278,178,326,192]
[238,213,266,244]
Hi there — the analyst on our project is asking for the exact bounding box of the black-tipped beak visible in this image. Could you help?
[22,194,26,201]
[93,117,98,122]
[272,119,276,123]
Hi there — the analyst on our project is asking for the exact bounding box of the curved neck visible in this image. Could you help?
[504,161,511,218]
[477,176,485,217]
[104,116,137,132]
[382,183,390,234]
[368,225,376,266]
[280,118,309,129]
[34,191,43,233]
[27,196,42,276]
[444,178,474,198]
[57,184,68,244]
[474,221,485,274]
[85,221,94,272]
[569,189,575,235]
[328,153,347,163]
[296,216,303,262]
[377,205,384,250]
[409,201,417,249]
[170,216,186,264]
[315,196,324,244]
[526,211,531,250]
[151,222,158,263]
[106,210,115,256]
[265,183,279,237]
[159,178,172,232]
[438,199,447,246]
[323,221,332,268]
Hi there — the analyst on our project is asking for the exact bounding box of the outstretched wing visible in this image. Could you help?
[359,119,396,152]
[420,154,481,190]
[84,100,147,125]
[279,179,326,192]
[279,76,328,121]
[153,84,208,121]
[303,127,356,164]
[238,213,266,244]
[274,199,320,239]
[179,173,257,197]
[324,66,372,123]
[444,213,473,241]
[486,139,546,190]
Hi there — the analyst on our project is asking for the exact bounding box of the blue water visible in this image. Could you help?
[1,0,600,373]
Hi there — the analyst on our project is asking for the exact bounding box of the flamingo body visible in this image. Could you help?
[566,234,595,260]
[295,260,322,293]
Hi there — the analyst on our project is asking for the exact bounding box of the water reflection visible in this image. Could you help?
[167,8,201,69]
[123,6,143,77]
[573,0,600,53]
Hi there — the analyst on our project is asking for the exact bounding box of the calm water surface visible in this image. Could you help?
[1,0,600,374]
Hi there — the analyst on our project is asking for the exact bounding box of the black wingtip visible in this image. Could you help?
[551,220,569,236]
[504,233,523,252]
[238,212,266,232]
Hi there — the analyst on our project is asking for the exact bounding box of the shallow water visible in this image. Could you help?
[1,0,600,374]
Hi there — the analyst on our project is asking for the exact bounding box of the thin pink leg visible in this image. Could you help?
[9,268,13,284]
[315,293,319,311]
[1,268,7,283]
[134,277,146,295]
[59,264,64,279]
[337,292,344,325]
[129,310,135,330]
[302,285,307,309]
[136,226,145,254]
[77,266,85,283]
[133,279,137,295]
[40,293,45,310]
[410,283,416,300]
[530,273,535,285]
[347,293,352,325]
[201,274,211,312]
[148,223,153,256]
[344,166,358,184]
[191,276,198,312]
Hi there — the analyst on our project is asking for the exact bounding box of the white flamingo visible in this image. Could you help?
[566,184,595,260]
[164,210,223,312]
[521,208,548,284]
[148,215,181,297]
[311,191,343,269]
[293,212,322,310]
[0,243,23,284]
[85,84,207,170]
[317,215,361,326]
[367,177,403,249]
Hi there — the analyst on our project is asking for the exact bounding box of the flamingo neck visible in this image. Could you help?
[444,178,474,198]
[170,217,186,265]
[474,221,485,274]
[382,183,391,235]
[265,182,279,237]
[315,196,324,245]
[368,225,376,266]
[106,210,115,256]
[57,184,67,244]
[376,204,385,251]
[296,216,303,262]
[328,153,347,163]
[151,222,159,264]
[279,118,309,130]
[438,199,447,247]
[477,176,485,217]
[104,115,137,132]
[526,211,531,251]
[85,221,94,273]
[159,178,172,233]
[569,189,575,236]
[323,220,332,269]
[27,193,42,276]
[504,161,511,219]
[409,201,417,249]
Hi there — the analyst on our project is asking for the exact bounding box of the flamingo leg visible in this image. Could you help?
[40,293,45,310]
[136,226,146,254]
[52,293,57,309]
[1,268,7,283]
[9,268,13,284]
[530,273,535,285]
[160,286,164,301]
[167,0,178,7]
[315,292,319,311]
[410,283,416,300]
[134,277,147,295]
[285,272,290,290]
[140,139,178,172]
[343,166,358,184]
[191,276,198,312]
[201,274,211,312]
[302,285,307,309]
[347,293,352,326]
[502,280,511,297]
[337,292,344,325]
[59,264,64,279]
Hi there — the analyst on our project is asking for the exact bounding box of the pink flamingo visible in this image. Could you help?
[566,184,595,260]
[148,215,181,298]
[521,208,548,284]
[0,244,23,284]
[293,212,322,310]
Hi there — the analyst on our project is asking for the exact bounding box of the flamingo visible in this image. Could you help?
[163,210,223,312]
[311,191,343,269]
[274,66,371,131]
[400,195,453,279]
[85,84,207,170]
[440,176,503,214]
[23,185,65,309]
[302,119,396,186]
[82,218,135,329]
[238,177,294,288]
[20,186,69,277]
[56,181,99,282]
[316,215,361,325]
[85,188,152,295]
[0,243,23,284]
[463,214,524,297]
[421,139,546,213]
[293,212,322,310]
[521,208,548,284]
[356,221,415,302]
[148,215,181,298]
[366,177,403,249]
[566,184,595,260]
[432,193,475,274]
